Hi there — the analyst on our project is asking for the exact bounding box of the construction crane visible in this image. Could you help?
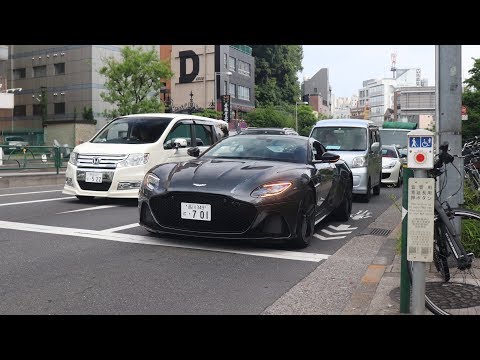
[391,52,397,79]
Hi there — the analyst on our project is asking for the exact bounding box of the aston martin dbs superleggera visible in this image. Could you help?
[139,135,353,248]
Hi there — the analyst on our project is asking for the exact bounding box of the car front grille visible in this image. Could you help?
[77,181,112,191]
[149,192,257,233]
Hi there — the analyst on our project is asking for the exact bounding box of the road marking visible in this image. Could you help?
[313,233,346,241]
[0,196,75,207]
[328,224,358,231]
[57,205,118,214]
[350,210,373,220]
[0,190,62,197]
[321,229,352,236]
[101,223,140,233]
[0,220,329,263]
[315,214,328,225]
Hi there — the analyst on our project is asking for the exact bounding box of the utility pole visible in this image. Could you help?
[435,46,464,214]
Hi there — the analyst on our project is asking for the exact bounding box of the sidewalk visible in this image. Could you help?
[0,168,65,188]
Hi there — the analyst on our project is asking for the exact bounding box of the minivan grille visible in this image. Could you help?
[77,154,126,169]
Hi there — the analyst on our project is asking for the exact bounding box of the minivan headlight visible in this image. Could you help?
[351,156,367,168]
[117,153,149,168]
[69,151,78,165]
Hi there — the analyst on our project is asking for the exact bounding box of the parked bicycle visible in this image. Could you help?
[408,142,480,315]
[462,137,480,198]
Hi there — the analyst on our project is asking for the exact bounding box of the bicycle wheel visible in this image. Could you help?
[433,223,450,282]
[409,208,480,315]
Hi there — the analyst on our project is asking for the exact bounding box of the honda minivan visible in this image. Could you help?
[62,113,229,201]
[310,119,382,202]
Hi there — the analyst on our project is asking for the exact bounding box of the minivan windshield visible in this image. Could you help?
[91,117,174,144]
[311,126,367,151]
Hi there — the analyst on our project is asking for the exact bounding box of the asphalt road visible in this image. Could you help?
[0,183,402,314]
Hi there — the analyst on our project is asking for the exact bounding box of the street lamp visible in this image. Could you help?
[295,101,309,133]
[214,71,232,110]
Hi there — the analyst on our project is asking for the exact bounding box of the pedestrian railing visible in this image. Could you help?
[0,145,73,174]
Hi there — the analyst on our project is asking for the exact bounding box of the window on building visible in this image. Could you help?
[228,56,236,72]
[13,105,26,117]
[33,104,42,116]
[13,68,26,80]
[54,102,65,115]
[229,83,236,98]
[33,65,47,78]
[223,53,227,69]
[314,87,318,93]
[237,85,250,101]
[238,60,251,76]
[54,63,65,75]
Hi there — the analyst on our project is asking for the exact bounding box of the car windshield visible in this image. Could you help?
[311,126,367,151]
[382,147,398,158]
[379,129,409,148]
[91,117,174,144]
[201,136,308,163]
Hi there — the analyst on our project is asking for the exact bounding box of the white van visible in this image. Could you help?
[310,119,382,202]
[62,113,229,200]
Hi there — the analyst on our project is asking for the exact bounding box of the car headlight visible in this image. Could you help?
[117,153,149,168]
[69,151,78,165]
[251,181,292,198]
[142,173,160,190]
[351,156,367,168]
[382,161,397,169]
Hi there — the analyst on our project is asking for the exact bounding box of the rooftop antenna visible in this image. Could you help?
[391,52,397,79]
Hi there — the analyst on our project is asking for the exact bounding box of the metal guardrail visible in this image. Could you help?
[0,145,73,174]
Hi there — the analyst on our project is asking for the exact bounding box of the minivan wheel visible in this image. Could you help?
[373,174,381,195]
[363,178,371,203]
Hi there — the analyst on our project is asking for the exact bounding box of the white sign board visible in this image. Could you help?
[0,93,14,109]
[407,178,435,262]
[462,115,468,121]
[407,129,434,169]
[41,154,47,163]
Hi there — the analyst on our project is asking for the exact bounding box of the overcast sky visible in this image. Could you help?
[300,45,480,98]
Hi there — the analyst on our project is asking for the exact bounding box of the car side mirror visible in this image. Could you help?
[370,142,380,153]
[187,147,200,157]
[314,151,340,163]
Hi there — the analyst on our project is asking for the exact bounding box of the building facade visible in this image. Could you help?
[302,68,332,115]
[0,45,157,146]
[160,45,255,121]
[394,86,436,126]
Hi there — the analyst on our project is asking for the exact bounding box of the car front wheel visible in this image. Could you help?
[289,190,315,249]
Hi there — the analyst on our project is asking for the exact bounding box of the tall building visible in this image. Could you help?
[302,68,331,115]
[357,69,422,126]
[160,45,255,122]
[0,45,157,146]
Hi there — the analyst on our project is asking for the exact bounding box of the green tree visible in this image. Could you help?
[99,46,174,119]
[251,45,303,107]
[82,107,96,124]
[463,57,480,141]
[295,104,317,136]
[245,106,293,128]
[194,108,221,119]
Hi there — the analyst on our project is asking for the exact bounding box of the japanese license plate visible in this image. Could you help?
[181,202,211,221]
[85,172,103,183]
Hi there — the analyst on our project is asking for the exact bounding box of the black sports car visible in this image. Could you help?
[139,135,353,248]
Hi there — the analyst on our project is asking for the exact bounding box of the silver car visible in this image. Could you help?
[310,119,382,202]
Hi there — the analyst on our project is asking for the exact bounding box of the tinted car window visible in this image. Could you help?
[311,127,367,151]
[202,136,308,163]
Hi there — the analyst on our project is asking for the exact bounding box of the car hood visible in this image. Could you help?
[382,157,399,166]
[158,158,305,194]
[73,142,151,155]
[325,151,364,167]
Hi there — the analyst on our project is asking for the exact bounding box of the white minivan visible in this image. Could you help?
[310,119,382,202]
[63,113,229,201]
